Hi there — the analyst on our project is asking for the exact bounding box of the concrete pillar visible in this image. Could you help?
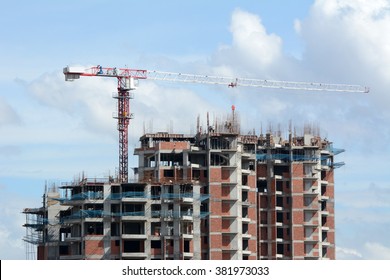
[173,184,181,259]
[103,183,111,259]
[144,183,151,259]
[193,184,201,260]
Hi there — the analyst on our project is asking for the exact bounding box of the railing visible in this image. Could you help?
[256,153,320,162]
[58,191,210,201]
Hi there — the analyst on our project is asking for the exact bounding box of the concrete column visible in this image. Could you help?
[193,184,201,260]
[103,183,111,259]
[144,183,151,259]
[173,184,181,259]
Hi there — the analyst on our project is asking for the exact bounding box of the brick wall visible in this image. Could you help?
[85,239,104,256]
[159,142,189,150]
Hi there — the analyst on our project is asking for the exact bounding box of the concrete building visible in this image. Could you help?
[23,113,341,260]
[256,126,339,259]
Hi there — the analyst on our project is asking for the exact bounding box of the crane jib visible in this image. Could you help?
[64,66,369,93]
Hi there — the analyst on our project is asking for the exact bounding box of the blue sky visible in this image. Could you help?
[1,0,390,259]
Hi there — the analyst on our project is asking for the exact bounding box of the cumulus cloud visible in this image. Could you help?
[211,9,299,79]
[301,0,390,95]
[206,2,390,154]
[228,9,282,69]
[27,71,117,136]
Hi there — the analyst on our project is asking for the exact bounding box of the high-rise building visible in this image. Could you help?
[23,112,341,260]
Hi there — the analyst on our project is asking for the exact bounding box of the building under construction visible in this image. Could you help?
[23,111,341,260]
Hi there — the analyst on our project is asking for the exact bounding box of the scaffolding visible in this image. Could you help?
[22,207,45,260]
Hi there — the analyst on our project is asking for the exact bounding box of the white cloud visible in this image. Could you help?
[336,246,363,259]
[229,9,282,69]
[337,242,390,260]
[27,71,117,136]
[302,0,390,89]
[363,242,390,259]
[210,9,298,79]
[206,2,390,155]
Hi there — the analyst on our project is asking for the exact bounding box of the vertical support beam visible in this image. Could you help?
[103,183,111,259]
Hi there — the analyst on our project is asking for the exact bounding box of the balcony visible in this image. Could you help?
[319,195,329,201]
[275,206,284,211]
[275,190,283,196]
[60,192,104,205]
[182,233,194,239]
[121,212,147,221]
[121,234,147,239]
[320,165,331,171]
[242,250,252,255]
[183,252,194,259]
[321,210,330,216]
[242,169,251,175]
[181,215,193,221]
[122,252,148,259]
[190,163,200,168]
[122,191,148,202]
[242,233,251,239]
[181,197,194,203]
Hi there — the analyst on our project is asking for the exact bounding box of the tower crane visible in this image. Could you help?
[63,65,369,183]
